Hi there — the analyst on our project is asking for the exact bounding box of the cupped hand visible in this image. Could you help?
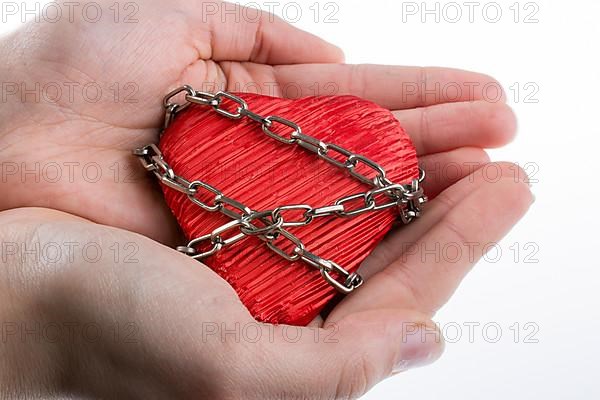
[1,0,518,247]
[1,207,440,399]
[0,1,535,397]
[0,190,530,398]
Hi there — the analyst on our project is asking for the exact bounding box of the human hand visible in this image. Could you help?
[0,1,534,396]
[0,163,532,399]
[0,207,440,399]
[0,0,518,248]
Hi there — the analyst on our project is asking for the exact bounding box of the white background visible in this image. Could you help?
[1,0,599,399]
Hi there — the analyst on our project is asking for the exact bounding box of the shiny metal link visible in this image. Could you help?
[164,104,179,131]
[186,91,219,107]
[163,85,195,109]
[347,154,388,187]
[135,144,193,195]
[335,193,376,217]
[272,205,314,228]
[135,87,429,295]
[177,234,223,260]
[240,108,270,125]
[298,250,364,294]
[240,210,284,237]
[367,184,406,211]
[267,228,305,262]
[210,219,247,247]
[187,181,223,212]
[307,205,345,218]
[150,155,175,180]
[162,86,195,131]
[213,91,248,119]
[318,143,354,170]
[262,116,301,144]
[161,174,194,195]
[217,195,254,220]
[396,178,427,224]
[294,132,328,154]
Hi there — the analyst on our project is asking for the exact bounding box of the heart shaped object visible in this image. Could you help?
[159,93,419,326]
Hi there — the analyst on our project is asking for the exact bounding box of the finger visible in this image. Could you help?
[273,64,506,109]
[359,159,495,279]
[330,163,534,320]
[394,101,517,156]
[355,149,490,280]
[419,147,490,199]
[187,1,344,64]
[254,309,443,399]
[179,63,514,156]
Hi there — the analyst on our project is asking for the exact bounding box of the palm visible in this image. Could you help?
[0,1,532,323]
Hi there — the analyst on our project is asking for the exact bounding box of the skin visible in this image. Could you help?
[0,1,534,398]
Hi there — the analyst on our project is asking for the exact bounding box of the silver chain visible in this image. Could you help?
[134,86,428,294]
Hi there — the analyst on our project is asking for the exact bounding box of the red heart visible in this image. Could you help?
[159,93,419,326]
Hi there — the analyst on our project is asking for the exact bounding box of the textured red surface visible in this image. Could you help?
[160,93,419,326]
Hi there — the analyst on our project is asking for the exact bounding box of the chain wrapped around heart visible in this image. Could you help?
[134,86,427,325]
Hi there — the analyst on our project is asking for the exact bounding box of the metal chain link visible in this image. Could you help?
[134,87,428,294]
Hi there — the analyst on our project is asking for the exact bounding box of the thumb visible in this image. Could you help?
[259,309,444,399]
[185,1,345,64]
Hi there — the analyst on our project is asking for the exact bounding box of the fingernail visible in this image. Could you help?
[392,322,444,374]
